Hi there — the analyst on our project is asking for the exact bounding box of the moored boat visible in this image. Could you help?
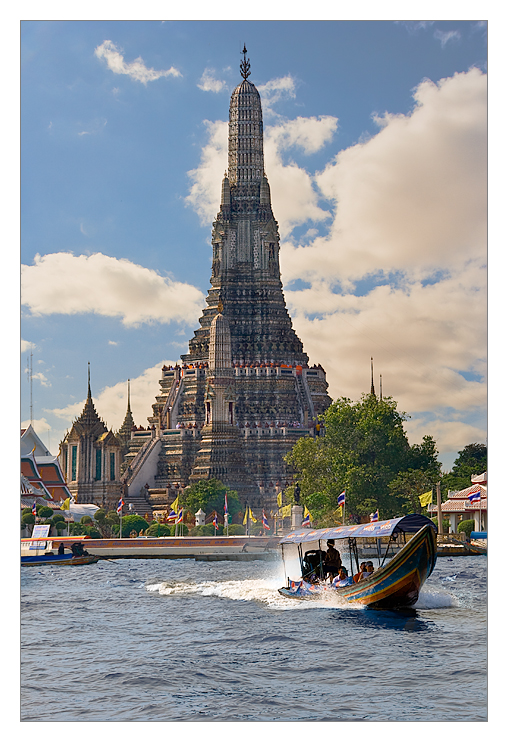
[21,553,99,567]
[278,514,437,610]
[21,538,99,567]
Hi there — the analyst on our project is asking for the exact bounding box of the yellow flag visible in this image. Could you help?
[281,504,291,518]
[277,492,282,509]
[249,507,257,523]
[336,505,343,516]
[304,506,311,520]
[60,497,70,510]
[419,491,433,507]
[243,506,249,526]
[170,497,179,513]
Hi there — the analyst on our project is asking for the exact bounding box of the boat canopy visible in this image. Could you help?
[279,514,436,545]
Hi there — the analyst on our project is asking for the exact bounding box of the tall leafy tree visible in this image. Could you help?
[441,443,487,493]
[286,394,441,524]
[182,479,241,520]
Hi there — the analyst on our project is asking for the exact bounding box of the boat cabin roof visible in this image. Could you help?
[279,514,436,545]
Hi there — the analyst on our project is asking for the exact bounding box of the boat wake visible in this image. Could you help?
[145,577,364,610]
[414,587,458,609]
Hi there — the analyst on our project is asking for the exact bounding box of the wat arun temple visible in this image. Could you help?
[60,50,331,514]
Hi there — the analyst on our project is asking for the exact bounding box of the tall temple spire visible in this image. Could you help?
[118,378,135,452]
[75,362,104,431]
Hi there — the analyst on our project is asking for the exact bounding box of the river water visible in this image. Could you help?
[20,554,487,722]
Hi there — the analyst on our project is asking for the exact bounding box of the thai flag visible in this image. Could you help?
[32,501,37,516]
[213,512,218,530]
[224,493,228,516]
[262,510,270,530]
[370,509,379,522]
[302,512,310,527]
[337,491,346,507]
[167,509,177,521]
[176,508,184,524]
[117,497,124,514]
[468,490,482,503]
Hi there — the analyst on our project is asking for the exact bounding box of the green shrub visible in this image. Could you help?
[118,515,150,537]
[169,524,188,536]
[55,520,68,533]
[21,513,35,526]
[39,506,54,519]
[69,522,85,535]
[145,522,173,537]
[82,526,101,538]
[81,516,93,525]
[228,524,245,535]
[431,517,450,531]
[22,508,33,516]
[457,519,475,538]
[52,513,65,523]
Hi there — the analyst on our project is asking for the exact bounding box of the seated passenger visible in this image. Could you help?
[332,567,353,588]
[353,562,369,583]
[365,561,375,576]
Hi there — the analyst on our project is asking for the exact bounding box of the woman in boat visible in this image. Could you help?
[332,567,353,588]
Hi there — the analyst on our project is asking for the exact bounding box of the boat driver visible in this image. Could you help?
[324,539,342,581]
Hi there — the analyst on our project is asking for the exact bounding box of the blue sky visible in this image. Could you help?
[19,19,487,471]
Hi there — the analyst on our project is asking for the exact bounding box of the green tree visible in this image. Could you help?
[286,394,441,525]
[21,513,36,527]
[441,443,487,493]
[389,469,435,515]
[38,505,54,519]
[118,515,149,537]
[145,522,173,537]
[51,513,65,524]
[182,479,241,520]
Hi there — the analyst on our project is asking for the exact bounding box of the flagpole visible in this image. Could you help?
[436,481,443,536]
[343,489,345,526]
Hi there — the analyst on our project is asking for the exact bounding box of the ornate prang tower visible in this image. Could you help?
[123,48,331,511]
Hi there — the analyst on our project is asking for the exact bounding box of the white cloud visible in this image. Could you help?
[258,75,296,115]
[434,29,461,48]
[284,69,486,284]
[94,40,181,85]
[198,68,227,93]
[185,120,228,225]
[50,361,174,432]
[21,417,51,434]
[32,372,51,388]
[21,339,35,353]
[108,340,119,346]
[21,252,205,327]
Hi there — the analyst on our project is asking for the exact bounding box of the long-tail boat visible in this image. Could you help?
[278,514,437,610]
